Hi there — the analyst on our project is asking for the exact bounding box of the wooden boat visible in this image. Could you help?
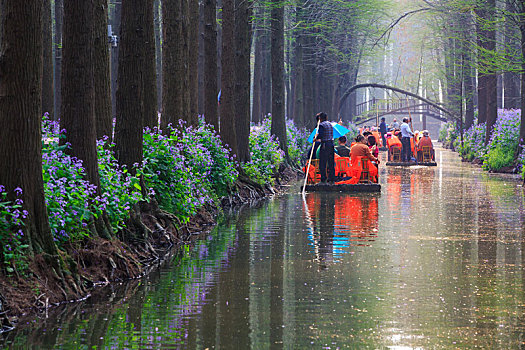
[303,183,381,192]
[386,161,437,166]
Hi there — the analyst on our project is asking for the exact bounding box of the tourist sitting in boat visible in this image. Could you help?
[350,135,379,182]
[367,134,379,159]
[335,136,351,157]
[386,132,402,161]
[417,130,435,161]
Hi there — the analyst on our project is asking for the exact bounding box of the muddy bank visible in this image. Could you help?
[0,167,299,331]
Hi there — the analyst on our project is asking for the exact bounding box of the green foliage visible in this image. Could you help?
[484,145,514,171]
[0,188,28,274]
[242,118,285,185]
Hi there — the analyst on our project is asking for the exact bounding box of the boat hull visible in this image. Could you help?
[303,183,381,192]
[386,162,437,166]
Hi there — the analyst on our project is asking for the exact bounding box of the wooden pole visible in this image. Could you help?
[302,119,321,194]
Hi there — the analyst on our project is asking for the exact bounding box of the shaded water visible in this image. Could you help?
[3,147,525,349]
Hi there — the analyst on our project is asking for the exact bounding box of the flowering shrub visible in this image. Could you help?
[96,137,145,231]
[439,121,457,148]
[0,186,28,274]
[451,110,524,175]
[243,118,285,185]
[286,119,309,167]
[42,118,145,244]
[455,121,486,161]
[182,119,238,199]
[483,110,521,171]
[142,127,198,221]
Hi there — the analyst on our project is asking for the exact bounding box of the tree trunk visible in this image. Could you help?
[293,26,304,128]
[154,0,162,114]
[303,36,314,128]
[0,0,57,255]
[220,0,238,154]
[198,1,205,115]
[54,0,63,120]
[234,0,252,162]
[42,0,54,118]
[203,0,218,128]
[110,1,121,119]
[94,0,113,139]
[270,0,288,156]
[251,3,264,124]
[189,0,199,124]
[115,0,146,169]
[504,0,521,109]
[261,18,272,118]
[161,0,186,129]
[518,8,525,155]
[62,0,111,239]
[143,0,158,128]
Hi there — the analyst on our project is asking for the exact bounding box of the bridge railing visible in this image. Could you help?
[356,98,442,117]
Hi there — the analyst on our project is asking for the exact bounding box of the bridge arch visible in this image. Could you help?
[338,83,457,121]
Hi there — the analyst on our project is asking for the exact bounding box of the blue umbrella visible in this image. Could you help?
[307,122,351,143]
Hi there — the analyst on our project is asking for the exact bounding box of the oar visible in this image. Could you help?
[302,119,321,195]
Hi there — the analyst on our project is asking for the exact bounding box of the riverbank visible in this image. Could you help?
[438,109,525,180]
[0,165,299,331]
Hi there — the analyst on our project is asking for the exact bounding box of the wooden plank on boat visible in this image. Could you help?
[303,183,381,192]
[385,161,437,166]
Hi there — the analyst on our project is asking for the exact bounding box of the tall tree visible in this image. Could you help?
[189,0,199,122]
[110,1,121,118]
[292,1,305,128]
[0,0,58,255]
[234,0,253,162]
[270,0,288,156]
[115,0,147,169]
[162,0,190,129]
[220,0,238,154]
[94,0,113,139]
[203,0,219,128]
[475,0,497,145]
[42,0,54,118]
[54,0,63,119]
[154,0,162,112]
[252,4,264,124]
[62,0,111,238]
[143,0,159,128]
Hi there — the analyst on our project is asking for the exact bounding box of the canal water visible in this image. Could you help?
[3,147,525,349]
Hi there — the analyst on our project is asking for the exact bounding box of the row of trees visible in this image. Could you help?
[424,0,524,147]
[0,0,387,267]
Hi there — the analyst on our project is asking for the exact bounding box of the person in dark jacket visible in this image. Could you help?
[379,117,388,148]
[335,136,351,157]
[314,112,335,182]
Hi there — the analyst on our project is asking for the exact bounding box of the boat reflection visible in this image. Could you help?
[303,193,379,265]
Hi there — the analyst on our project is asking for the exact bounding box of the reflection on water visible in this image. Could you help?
[3,147,525,349]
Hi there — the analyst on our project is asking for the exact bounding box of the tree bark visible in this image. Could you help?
[198,1,205,115]
[110,1,122,119]
[234,0,253,162]
[518,6,525,155]
[94,0,113,139]
[154,0,162,114]
[220,0,238,154]
[270,0,288,156]
[115,0,146,169]
[504,0,521,109]
[62,0,111,238]
[143,0,159,128]
[293,26,304,128]
[54,0,63,120]
[203,0,219,128]
[42,0,54,119]
[189,0,199,124]
[251,3,264,124]
[0,0,57,255]
[161,0,187,129]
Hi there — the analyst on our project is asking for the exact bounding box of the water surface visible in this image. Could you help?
[3,147,525,349]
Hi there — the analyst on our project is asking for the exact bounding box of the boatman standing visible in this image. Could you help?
[314,112,335,183]
[400,117,414,162]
